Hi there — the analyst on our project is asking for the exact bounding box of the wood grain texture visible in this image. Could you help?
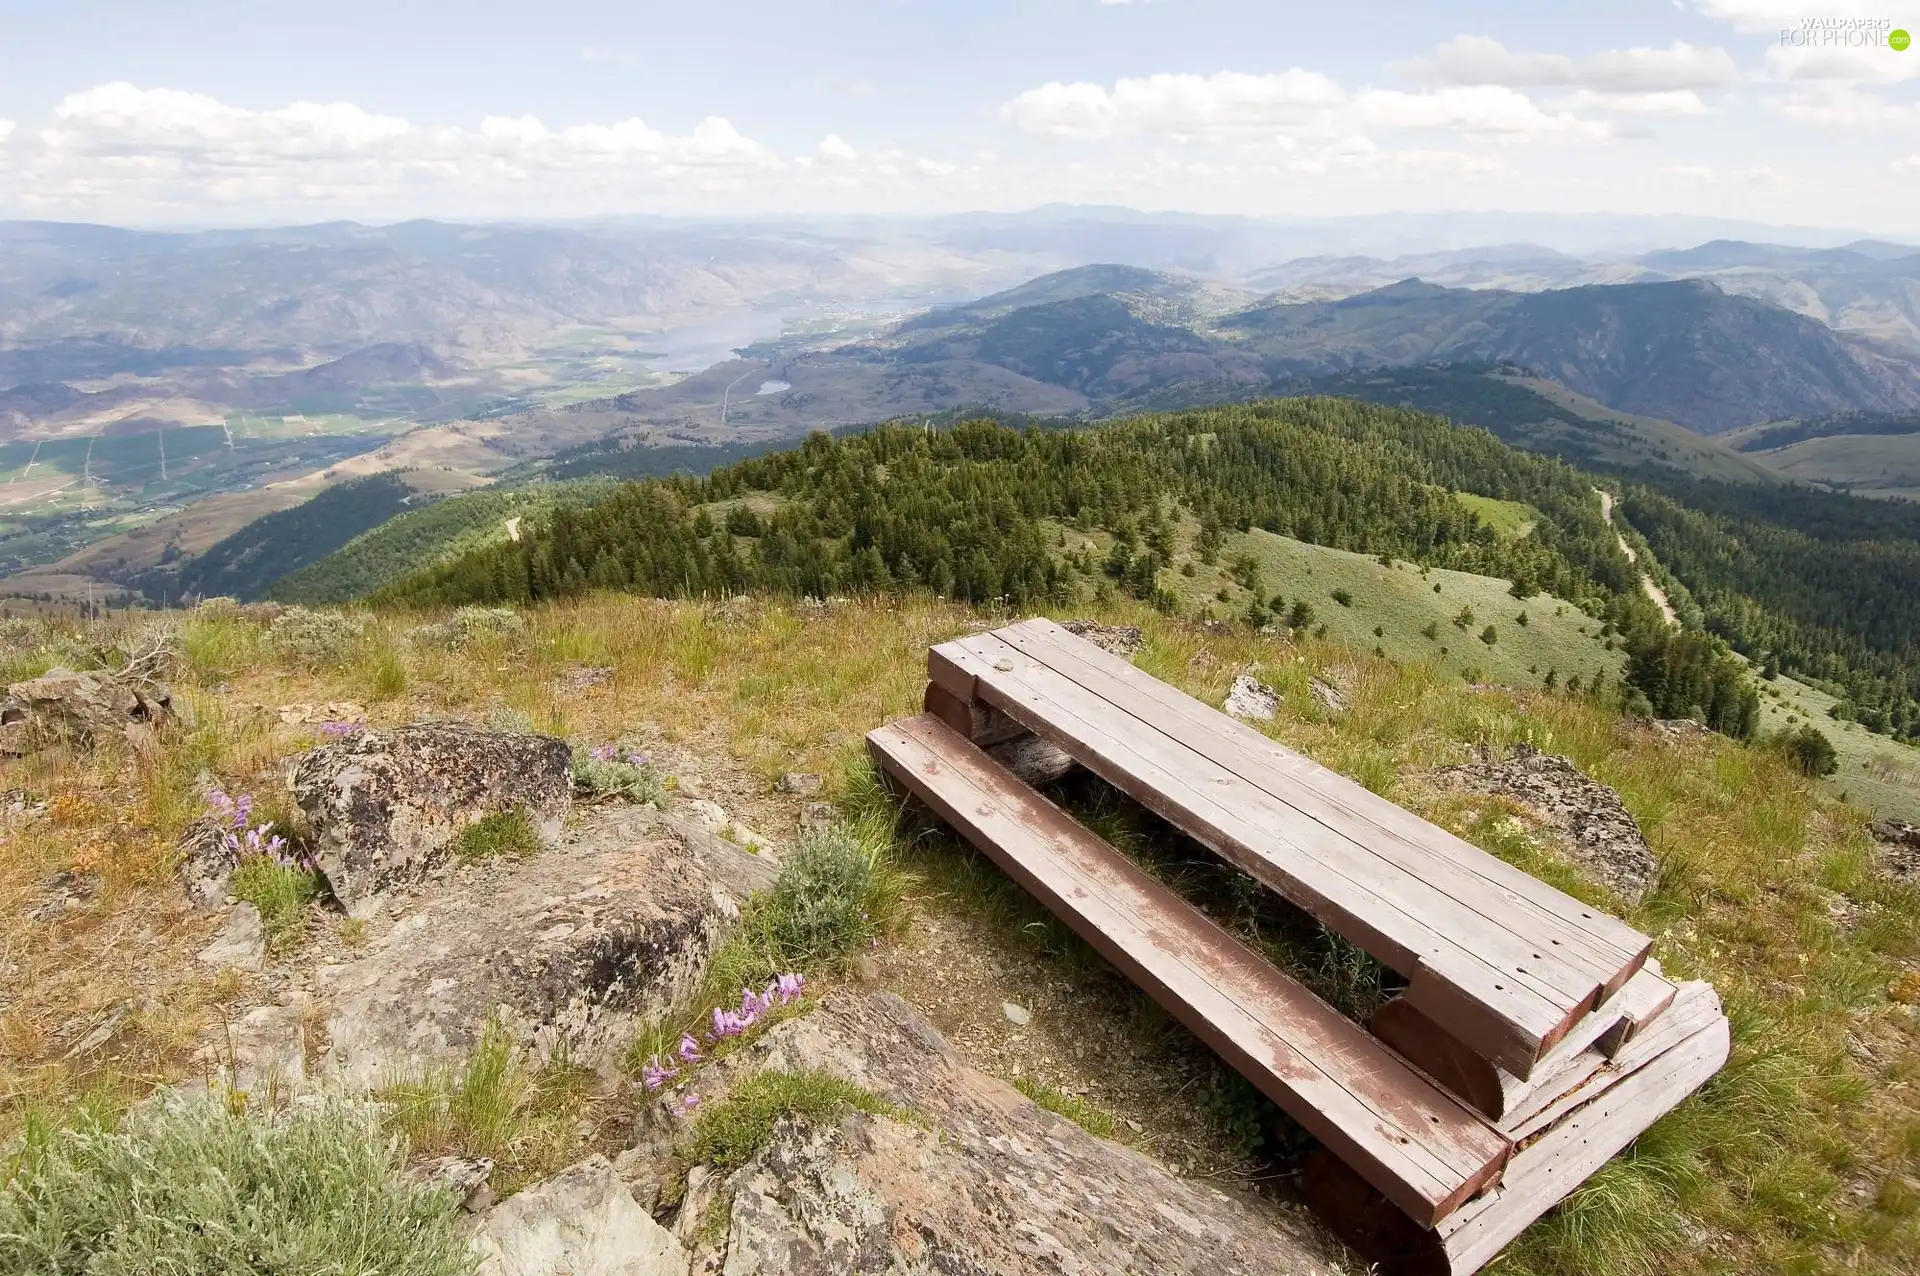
[868,712,1512,1227]
[931,627,1649,1075]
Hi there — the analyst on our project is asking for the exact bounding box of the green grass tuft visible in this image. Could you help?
[227,857,323,953]
[0,1096,475,1276]
[684,1070,904,1172]
[1011,1077,1119,1139]
[451,808,541,863]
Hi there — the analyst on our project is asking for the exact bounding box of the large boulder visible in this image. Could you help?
[660,992,1346,1276]
[1,666,171,754]
[318,806,775,1088]
[471,1155,688,1276]
[292,723,573,909]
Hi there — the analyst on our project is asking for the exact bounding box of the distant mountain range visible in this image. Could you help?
[662,264,1920,436]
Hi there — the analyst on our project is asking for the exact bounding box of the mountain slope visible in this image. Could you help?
[1223,279,1920,432]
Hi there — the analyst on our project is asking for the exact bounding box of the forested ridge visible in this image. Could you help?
[381,397,1766,736]
[1620,478,1920,739]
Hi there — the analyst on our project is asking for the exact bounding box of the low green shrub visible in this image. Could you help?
[752,824,896,968]
[0,1096,475,1276]
[452,808,541,863]
[684,1070,902,1172]
[572,745,666,805]
[267,607,367,671]
[412,606,524,651]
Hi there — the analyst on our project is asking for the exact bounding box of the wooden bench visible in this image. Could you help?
[927,618,1653,1077]
[878,619,1730,1273]
[868,713,1511,1227]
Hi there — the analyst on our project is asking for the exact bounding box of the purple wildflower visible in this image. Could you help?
[676,1033,704,1064]
[641,1057,677,1091]
[775,972,805,1004]
[319,720,362,737]
[680,1092,701,1113]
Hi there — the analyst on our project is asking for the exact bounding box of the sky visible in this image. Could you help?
[0,0,1913,230]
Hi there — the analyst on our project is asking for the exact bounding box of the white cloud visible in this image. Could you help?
[1002,70,1604,145]
[1565,89,1712,115]
[1401,36,1737,92]
[1355,85,1611,139]
[1764,43,1920,84]
[0,119,14,143]
[1691,1,1887,34]
[1656,162,1784,184]
[1777,82,1918,126]
[814,133,859,163]
[1002,70,1344,139]
[5,82,973,219]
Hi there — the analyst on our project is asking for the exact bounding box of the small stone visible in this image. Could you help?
[197,903,266,972]
[1124,1118,1145,1133]
[1308,675,1349,713]
[775,771,823,797]
[799,801,839,829]
[686,799,729,830]
[1224,674,1279,722]
[1001,1001,1031,1026]
[853,955,881,983]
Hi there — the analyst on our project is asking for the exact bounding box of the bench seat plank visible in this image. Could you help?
[868,713,1512,1227]
[995,618,1651,992]
[932,632,1598,1075]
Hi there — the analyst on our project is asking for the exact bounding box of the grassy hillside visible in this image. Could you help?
[1741,432,1920,501]
[1171,528,1626,694]
[268,478,618,605]
[3,595,1913,1276]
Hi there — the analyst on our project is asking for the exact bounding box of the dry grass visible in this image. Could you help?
[1,593,1915,1275]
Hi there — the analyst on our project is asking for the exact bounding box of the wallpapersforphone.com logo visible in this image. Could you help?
[1780,16,1910,48]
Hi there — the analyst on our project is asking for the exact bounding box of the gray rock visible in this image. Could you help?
[471,1154,688,1276]
[1000,1000,1031,1026]
[318,806,771,1087]
[177,818,239,909]
[1430,744,1657,904]
[292,723,573,907]
[197,903,266,972]
[774,772,822,797]
[1308,676,1349,714]
[413,1154,497,1212]
[1,666,171,754]
[27,868,100,921]
[797,802,838,829]
[1061,620,1144,659]
[666,992,1346,1276]
[1872,819,1920,882]
[1225,673,1279,722]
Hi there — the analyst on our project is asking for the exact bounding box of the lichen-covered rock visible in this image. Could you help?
[177,817,239,909]
[471,1155,688,1276]
[292,723,572,908]
[1430,744,1656,904]
[317,806,772,1087]
[1872,819,1920,882]
[662,992,1346,1276]
[1225,673,1279,721]
[1061,619,1144,658]
[1,666,171,754]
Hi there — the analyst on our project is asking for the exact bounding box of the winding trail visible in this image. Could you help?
[1597,488,1677,627]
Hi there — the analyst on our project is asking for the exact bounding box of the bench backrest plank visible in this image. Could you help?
[868,712,1512,1227]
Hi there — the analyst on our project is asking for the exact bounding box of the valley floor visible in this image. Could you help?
[1,595,1916,1275]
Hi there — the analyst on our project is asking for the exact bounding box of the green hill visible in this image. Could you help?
[268,478,618,605]
[383,397,1764,739]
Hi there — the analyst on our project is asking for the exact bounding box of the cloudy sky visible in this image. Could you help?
[0,0,1912,229]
